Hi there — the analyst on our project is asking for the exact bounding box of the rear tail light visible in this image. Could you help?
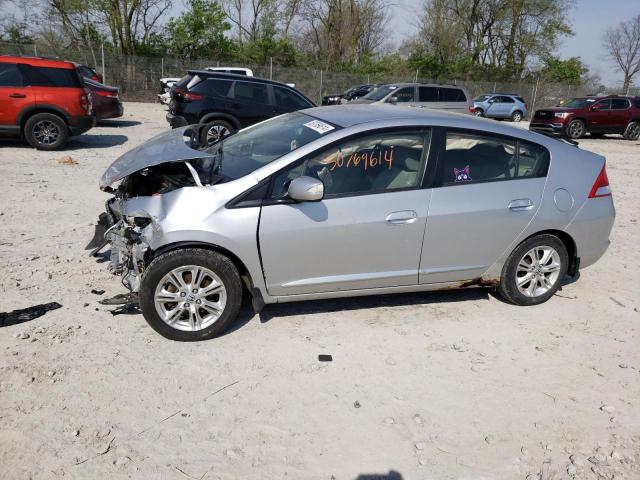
[588,163,612,198]
[468,106,475,112]
[173,87,203,101]
[81,88,92,113]
[95,90,119,99]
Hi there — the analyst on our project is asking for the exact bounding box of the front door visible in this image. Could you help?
[420,129,549,283]
[259,128,432,296]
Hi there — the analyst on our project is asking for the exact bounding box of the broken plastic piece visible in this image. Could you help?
[91,289,106,295]
[318,354,333,362]
[99,293,139,306]
[0,302,62,327]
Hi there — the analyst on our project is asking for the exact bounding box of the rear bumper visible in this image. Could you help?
[564,197,615,269]
[97,102,124,120]
[166,112,188,128]
[69,115,96,135]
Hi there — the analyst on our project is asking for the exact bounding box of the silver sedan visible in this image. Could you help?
[91,105,615,341]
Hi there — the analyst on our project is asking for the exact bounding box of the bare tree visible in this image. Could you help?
[603,13,640,93]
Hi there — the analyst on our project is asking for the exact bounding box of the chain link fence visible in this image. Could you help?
[2,41,638,109]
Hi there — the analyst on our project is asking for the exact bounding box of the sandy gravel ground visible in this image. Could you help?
[0,103,639,480]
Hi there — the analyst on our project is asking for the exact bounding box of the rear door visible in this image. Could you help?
[0,62,32,130]
[259,128,432,296]
[610,98,631,130]
[228,80,272,127]
[419,128,549,284]
[438,87,468,113]
[587,98,611,132]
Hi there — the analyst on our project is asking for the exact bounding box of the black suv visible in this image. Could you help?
[167,71,315,145]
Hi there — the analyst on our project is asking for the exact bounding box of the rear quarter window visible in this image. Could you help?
[26,66,82,87]
[0,63,25,87]
[441,88,467,102]
[192,79,232,97]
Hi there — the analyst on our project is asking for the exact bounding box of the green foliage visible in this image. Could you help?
[165,0,235,61]
[538,56,588,85]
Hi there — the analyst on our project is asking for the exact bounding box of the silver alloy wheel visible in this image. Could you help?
[33,120,60,145]
[627,123,640,140]
[206,124,230,145]
[516,246,562,297]
[512,111,522,122]
[154,265,227,332]
[568,120,584,138]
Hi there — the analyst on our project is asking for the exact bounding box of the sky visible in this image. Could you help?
[387,0,638,87]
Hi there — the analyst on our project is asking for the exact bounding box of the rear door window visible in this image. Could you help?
[419,87,439,102]
[500,96,515,103]
[441,131,548,185]
[233,81,269,103]
[440,88,467,102]
[394,87,415,103]
[611,98,630,109]
[274,86,311,109]
[0,63,25,87]
[26,66,82,87]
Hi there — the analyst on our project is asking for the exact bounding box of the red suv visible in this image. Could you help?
[530,95,640,140]
[0,55,95,150]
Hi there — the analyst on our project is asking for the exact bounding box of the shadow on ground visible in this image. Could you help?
[0,134,128,150]
[97,119,142,128]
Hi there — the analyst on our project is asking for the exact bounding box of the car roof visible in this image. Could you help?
[0,55,76,69]
[382,82,466,89]
[187,70,290,87]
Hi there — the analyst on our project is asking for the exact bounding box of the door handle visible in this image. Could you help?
[9,93,26,98]
[508,198,534,211]
[386,210,418,225]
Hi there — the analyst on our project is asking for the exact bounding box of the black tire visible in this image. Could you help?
[473,109,484,117]
[623,121,640,141]
[24,113,69,150]
[199,120,235,147]
[497,234,569,306]
[511,110,523,122]
[565,119,585,139]
[139,248,243,341]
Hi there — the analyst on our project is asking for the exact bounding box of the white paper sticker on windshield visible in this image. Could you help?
[304,120,335,134]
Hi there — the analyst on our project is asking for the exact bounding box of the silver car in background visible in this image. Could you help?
[90,105,614,341]
[352,83,472,114]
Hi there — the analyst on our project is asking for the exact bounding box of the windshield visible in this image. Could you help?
[196,112,339,182]
[561,98,596,108]
[474,94,492,102]
[362,85,397,101]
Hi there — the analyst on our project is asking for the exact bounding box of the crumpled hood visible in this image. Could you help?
[99,126,213,188]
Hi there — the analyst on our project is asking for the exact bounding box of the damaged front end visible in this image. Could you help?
[86,125,214,297]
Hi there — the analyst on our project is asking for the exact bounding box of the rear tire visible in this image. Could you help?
[623,121,640,141]
[24,113,69,150]
[497,234,568,306]
[474,109,484,117]
[200,120,235,147]
[566,119,585,139]
[139,248,243,341]
[511,110,523,122]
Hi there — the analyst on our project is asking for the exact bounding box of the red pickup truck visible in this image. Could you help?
[529,95,640,140]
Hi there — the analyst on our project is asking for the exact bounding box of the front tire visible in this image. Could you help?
[24,113,69,150]
[474,109,484,117]
[139,248,242,341]
[497,234,568,306]
[511,110,523,122]
[623,121,640,141]
[200,120,235,147]
[566,119,585,139]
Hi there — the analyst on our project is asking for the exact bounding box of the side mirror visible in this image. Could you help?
[591,103,602,111]
[288,176,324,202]
[387,96,398,105]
